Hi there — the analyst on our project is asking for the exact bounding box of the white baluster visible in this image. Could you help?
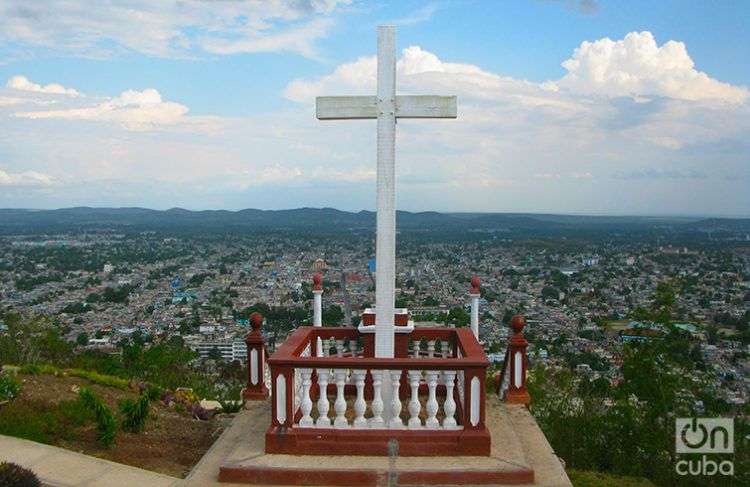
[352,369,367,428]
[333,369,348,428]
[427,340,436,358]
[316,368,331,427]
[425,370,440,428]
[407,370,422,429]
[442,370,457,429]
[441,340,450,358]
[299,368,314,427]
[369,370,384,428]
[411,340,420,358]
[316,336,324,357]
[349,340,358,358]
[335,339,344,357]
[389,370,404,428]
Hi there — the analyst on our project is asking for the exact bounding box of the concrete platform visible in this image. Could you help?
[202,396,571,487]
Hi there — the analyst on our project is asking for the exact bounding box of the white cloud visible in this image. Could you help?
[0,96,26,106]
[6,75,79,96]
[0,169,57,187]
[12,87,217,132]
[388,3,442,26]
[0,0,351,59]
[556,32,748,103]
[1,31,748,215]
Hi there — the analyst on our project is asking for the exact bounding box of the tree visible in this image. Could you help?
[208,346,223,361]
[0,313,72,366]
[444,307,470,327]
[541,286,560,300]
[322,305,344,326]
[76,332,89,346]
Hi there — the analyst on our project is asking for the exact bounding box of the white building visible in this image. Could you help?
[190,338,247,362]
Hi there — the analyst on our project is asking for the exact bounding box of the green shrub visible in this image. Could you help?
[0,375,21,400]
[216,386,243,413]
[144,384,163,401]
[0,462,41,487]
[78,388,116,448]
[119,395,150,433]
[218,398,243,414]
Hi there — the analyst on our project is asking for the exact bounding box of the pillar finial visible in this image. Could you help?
[470,275,480,295]
[313,273,323,291]
[249,312,263,332]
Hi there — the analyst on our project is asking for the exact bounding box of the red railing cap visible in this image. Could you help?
[267,326,489,368]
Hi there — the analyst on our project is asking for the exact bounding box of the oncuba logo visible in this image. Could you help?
[675,418,734,476]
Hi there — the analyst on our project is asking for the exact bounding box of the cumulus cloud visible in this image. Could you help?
[6,75,79,96]
[556,32,748,103]
[285,45,578,112]
[0,0,351,59]
[12,87,216,131]
[0,169,57,187]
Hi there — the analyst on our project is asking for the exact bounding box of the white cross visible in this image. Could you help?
[316,25,457,359]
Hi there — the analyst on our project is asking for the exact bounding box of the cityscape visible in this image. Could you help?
[1,1,749,486]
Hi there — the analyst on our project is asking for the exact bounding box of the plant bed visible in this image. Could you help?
[0,372,227,478]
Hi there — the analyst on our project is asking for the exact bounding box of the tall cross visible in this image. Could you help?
[316,25,457,358]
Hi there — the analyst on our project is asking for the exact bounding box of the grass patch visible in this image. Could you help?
[0,398,89,445]
[568,470,657,487]
[16,364,130,390]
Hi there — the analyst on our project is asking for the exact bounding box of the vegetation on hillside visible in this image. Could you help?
[529,331,749,486]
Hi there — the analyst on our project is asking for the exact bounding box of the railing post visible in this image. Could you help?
[463,366,486,429]
[271,366,294,427]
[506,315,531,405]
[313,273,323,327]
[243,312,269,401]
[469,275,480,340]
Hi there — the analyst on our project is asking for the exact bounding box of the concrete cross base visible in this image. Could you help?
[215,396,572,486]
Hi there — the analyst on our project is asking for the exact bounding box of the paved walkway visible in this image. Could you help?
[0,434,180,487]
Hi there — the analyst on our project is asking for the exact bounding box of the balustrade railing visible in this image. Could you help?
[265,326,490,456]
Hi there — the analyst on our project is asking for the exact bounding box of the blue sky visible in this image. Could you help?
[0,0,748,215]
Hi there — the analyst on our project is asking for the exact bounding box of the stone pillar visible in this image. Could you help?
[469,275,480,340]
[242,312,269,401]
[506,315,531,405]
[312,273,323,327]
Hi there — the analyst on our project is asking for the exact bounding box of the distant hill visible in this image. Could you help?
[0,207,748,239]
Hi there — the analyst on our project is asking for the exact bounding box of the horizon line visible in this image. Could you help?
[1,206,749,220]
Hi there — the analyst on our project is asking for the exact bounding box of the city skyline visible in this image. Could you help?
[0,0,748,216]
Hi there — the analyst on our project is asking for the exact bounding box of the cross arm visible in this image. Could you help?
[316,95,457,120]
[396,95,457,119]
[316,96,377,120]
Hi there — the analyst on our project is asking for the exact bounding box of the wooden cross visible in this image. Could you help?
[316,25,457,359]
